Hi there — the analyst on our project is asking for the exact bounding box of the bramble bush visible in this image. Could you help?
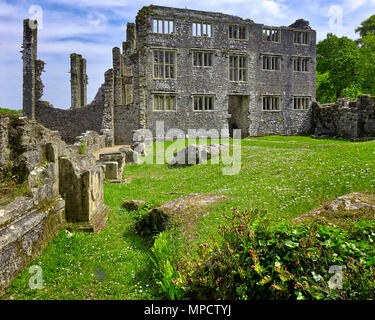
[177,209,375,300]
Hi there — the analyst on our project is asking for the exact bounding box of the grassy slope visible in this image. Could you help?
[3,136,375,299]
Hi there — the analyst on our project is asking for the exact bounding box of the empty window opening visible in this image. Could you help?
[293,31,309,44]
[262,28,280,42]
[293,57,309,72]
[153,19,174,34]
[262,55,281,70]
[229,25,247,39]
[262,95,281,111]
[229,55,248,81]
[153,94,176,111]
[193,95,214,111]
[153,50,176,79]
[192,22,212,37]
[193,51,213,67]
[293,96,310,110]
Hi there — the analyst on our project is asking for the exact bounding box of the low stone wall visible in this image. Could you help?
[311,95,375,139]
[0,196,65,295]
[35,102,106,144]
[0,114,109,295]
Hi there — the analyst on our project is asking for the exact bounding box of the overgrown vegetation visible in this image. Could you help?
[0,161,31,205]
[317,15,375,103]
[176,209,375,300]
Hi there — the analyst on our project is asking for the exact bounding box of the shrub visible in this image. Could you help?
[180,209,375,300]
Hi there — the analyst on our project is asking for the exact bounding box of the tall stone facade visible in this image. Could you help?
[131,5,316,138]
[22,6,317,145]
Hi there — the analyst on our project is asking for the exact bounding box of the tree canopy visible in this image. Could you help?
[316,16,375,103]
[355,15,375,37]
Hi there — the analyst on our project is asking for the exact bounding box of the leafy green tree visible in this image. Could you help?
[355,15,375,37]
[316,16,375,104]
[316,34,361,102]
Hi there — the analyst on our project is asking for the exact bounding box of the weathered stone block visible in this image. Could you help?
[99,151,125,179]
[0,196,65,296]
[103,161,118,180]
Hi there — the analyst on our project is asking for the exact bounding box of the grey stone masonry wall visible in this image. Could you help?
[22,5,317,147]
[112,22,142,144]
[22,19,38,120]
[70,53,88,108]
[0,114,109,295]
[311,95,375,139]
[130,5,316,138]
[21,20,114,147]
[36,102,106,144]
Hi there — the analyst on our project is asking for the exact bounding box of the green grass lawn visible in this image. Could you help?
[3,136,375,300]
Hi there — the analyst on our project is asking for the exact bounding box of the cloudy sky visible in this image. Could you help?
[0,0,374,110]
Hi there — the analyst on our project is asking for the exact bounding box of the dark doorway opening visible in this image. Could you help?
[228,95,249,138]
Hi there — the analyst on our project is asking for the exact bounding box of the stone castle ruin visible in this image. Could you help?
[22,5,317,145]
[1,4,375,297]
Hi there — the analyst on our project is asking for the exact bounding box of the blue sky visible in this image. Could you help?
[1,0,374,109]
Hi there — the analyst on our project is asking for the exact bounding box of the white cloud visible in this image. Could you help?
[261,0,287,18]
[1,0,375,109]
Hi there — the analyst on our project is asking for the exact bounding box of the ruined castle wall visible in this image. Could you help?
[114,105,140,144]
[251,22,316,136]
[110,24,142,144]
[35,102,106,144]
[70,53,88,108]
[133,6,316,138]
[312,95,375,139]
[0,114,109,295]
[22,19,37,120]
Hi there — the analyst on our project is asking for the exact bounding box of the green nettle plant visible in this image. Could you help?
[178,210,375,300]
[151,231,185,300]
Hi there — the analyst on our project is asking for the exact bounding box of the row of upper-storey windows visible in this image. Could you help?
[152,94,311,111]
[152,50,312,80]
[151,18,312,44]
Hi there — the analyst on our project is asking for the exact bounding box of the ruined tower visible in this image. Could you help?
[70,53,88,108]
[22,19,38,119]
